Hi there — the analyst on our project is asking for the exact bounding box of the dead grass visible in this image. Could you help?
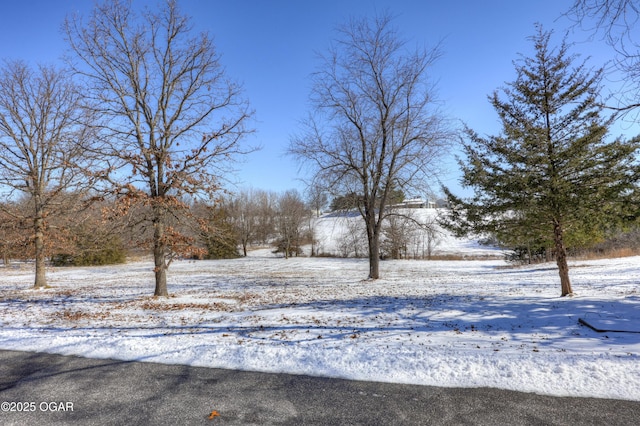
[55,310,111,321]
[139,300,232,312]
[572,247,640,261]
[496,247,640,269]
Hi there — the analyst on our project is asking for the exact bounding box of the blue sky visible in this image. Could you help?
[0,0,627,198]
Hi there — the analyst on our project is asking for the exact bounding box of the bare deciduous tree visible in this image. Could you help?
[289,13,451,279]
[274,189,309,258]
[253,190,278,245]
[227,188,261,256]
[64,0,254,296]
[305,183,328,218]
[0,60,95,288]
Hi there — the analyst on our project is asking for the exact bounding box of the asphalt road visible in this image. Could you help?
[1,350,639,425]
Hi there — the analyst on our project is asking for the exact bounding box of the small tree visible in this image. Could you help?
[306,183,328,218]
[443,25,640,296]
[253,190,278,245]
[334,215,367,258]
[195,202,240,260]
[381,210,412,259]
[65,0,253,296]
[274,189,309,258]
[290,13,451,278]
[226,189,261,256]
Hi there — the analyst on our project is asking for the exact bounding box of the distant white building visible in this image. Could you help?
[392,198,436,209]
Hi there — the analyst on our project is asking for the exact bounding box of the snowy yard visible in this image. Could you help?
[1,252,639,401]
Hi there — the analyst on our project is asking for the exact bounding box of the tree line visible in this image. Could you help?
[0,185,443,266]
[0,187,312,267]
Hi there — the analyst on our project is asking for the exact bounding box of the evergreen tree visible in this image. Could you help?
[443,25,640,296]
[202,205,240,260]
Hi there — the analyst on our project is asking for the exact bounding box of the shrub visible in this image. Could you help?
[505,246,549,264]
[204,235,240,259]
[51,234,126,266]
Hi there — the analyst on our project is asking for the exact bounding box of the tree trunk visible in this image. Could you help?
[153,219,169,297]
[365,211,380,279]
[33,211,47,288]
[368,234,380,279]
[284,235,290,259]
[553,219,573,297]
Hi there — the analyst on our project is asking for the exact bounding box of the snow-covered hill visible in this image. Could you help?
[312,208,504,258]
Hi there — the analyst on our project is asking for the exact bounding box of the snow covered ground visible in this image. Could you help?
[1,250,639,401]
